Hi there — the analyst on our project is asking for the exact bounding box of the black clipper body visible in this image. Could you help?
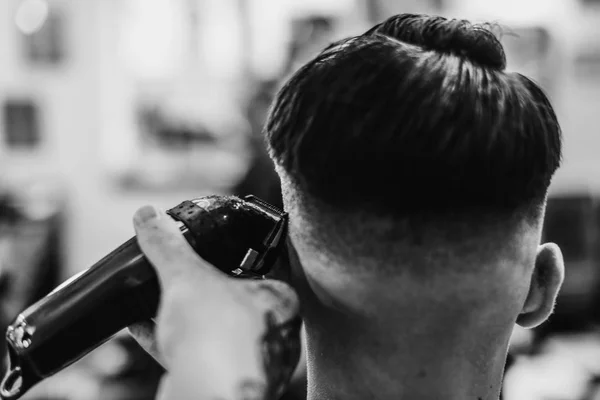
[0,195,296,400]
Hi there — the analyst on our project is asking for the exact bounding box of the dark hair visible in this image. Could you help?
[266,14,562,221]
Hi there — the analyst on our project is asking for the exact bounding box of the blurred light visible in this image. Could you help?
[14,0,49,35]
[247,0,290,79]
[451,0,570,25]
[288,0,354,15]
[119,0,184,80]
[202,0,244,79]
[17,179,62,220]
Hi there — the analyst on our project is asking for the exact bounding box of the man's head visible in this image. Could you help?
[265,13,563,379]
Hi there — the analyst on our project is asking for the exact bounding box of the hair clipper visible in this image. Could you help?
[0,195,300,400]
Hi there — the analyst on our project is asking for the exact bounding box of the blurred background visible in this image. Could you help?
[0,0,599,399]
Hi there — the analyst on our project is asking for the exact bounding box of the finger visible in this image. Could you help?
[128,320,165,367]
[156,353,266,400]
[246,279,300,324]
[133,205,225,287]
[155,365,225,400]
[155,375,175,400]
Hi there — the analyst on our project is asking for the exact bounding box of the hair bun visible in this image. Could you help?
[364,14,507,71]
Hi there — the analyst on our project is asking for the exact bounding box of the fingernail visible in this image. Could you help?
[136,205,158,224]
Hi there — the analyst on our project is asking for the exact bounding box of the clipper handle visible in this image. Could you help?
[1,234,167,399]
[0,195,289,400]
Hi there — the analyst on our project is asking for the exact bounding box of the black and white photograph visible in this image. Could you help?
[0,1,599,399]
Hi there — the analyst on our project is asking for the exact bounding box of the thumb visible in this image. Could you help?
[133,205,225,288]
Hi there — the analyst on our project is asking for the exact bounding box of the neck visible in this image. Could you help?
[302,305,509,400]
[289,256,514,400]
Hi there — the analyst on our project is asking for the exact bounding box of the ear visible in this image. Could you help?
[516,243,565,329]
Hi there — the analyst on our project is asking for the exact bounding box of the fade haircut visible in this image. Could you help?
[265,14,562,264]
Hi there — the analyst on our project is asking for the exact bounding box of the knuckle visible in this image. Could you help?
[246,280,299,318]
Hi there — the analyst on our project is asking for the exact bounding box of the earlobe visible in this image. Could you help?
[516,243,565,329]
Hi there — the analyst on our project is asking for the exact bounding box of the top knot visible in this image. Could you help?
[363,14,507,71]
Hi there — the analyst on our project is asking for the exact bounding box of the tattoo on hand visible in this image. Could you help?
[211,313,301,400]
[261,311,303,400]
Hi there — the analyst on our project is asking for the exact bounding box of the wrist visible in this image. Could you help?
[168,335,268,398]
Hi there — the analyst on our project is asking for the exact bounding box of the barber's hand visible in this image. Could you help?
[128,205,300,400]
